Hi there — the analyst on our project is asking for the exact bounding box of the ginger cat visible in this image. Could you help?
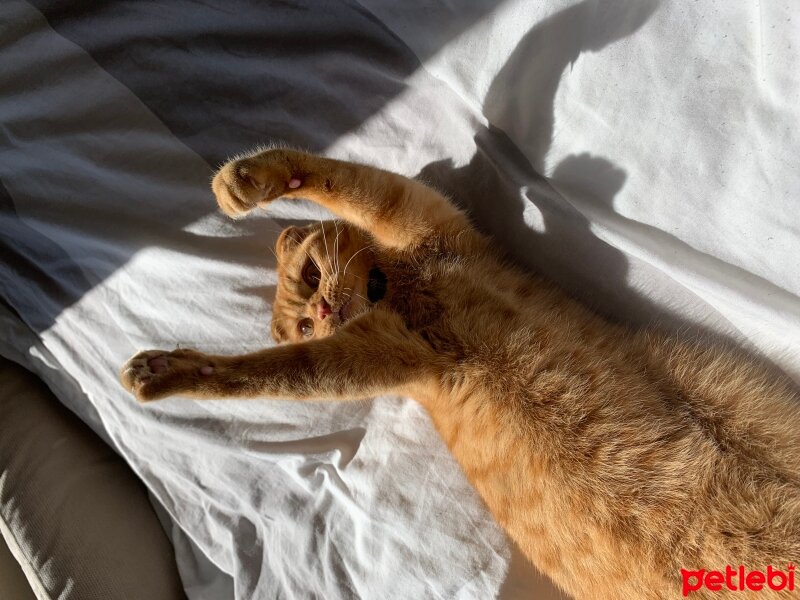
[121,148,800,599]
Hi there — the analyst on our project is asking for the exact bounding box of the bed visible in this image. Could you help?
[1,1,798,598]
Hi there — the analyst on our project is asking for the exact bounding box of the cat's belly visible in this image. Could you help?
[416,384,679,600]
[405,328,800,600]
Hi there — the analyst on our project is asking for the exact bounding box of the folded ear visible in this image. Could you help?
[275,225,308,258]
[270,318,289,343]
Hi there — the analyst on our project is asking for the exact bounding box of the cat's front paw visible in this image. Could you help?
[120,348,217,402]
[211,150,302,218]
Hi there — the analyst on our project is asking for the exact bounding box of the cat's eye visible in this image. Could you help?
[298,318,314,338]
[302,260,321,289]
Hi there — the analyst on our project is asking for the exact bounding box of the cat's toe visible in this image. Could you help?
[212,163,258,218]
[120,348,216,402]
[212,158,277,218]
[119,350,168,402]
[212,153,296,218]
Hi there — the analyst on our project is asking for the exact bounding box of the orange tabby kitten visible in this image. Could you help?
[121,148,800,599]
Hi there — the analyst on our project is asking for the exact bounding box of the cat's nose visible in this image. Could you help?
[317,298,332,320]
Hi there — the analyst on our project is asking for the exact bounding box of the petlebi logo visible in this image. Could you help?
[681,565,795,596]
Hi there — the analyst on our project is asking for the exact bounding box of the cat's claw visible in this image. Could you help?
[120,348,215,402]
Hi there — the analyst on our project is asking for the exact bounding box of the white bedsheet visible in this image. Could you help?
[1,1,798,598]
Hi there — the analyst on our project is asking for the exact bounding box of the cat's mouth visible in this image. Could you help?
[367,267,387,302]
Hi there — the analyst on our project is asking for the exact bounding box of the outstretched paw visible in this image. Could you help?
[119,348,217,403]
[211,149,304,218]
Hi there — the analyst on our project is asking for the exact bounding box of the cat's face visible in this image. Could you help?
[270,221,384,343]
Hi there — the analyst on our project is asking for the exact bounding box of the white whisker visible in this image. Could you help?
[342,244,374,278]
[333,220,342,276]
[319,220,335,278]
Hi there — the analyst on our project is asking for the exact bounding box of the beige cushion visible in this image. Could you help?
[0,357,185,600]
[0,528,37,600]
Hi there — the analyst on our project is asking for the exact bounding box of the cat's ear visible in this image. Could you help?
[275,226,307,257]
[271,318,289,343]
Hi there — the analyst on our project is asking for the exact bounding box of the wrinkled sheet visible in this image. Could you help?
[1,1,798,598]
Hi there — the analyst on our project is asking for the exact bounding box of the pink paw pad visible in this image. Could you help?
[288,178,302,189]
[199,365,214,376]
[148,356,169,373]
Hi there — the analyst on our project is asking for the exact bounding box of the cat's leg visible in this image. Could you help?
[120,312,433,403]
[211,148,470,250]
